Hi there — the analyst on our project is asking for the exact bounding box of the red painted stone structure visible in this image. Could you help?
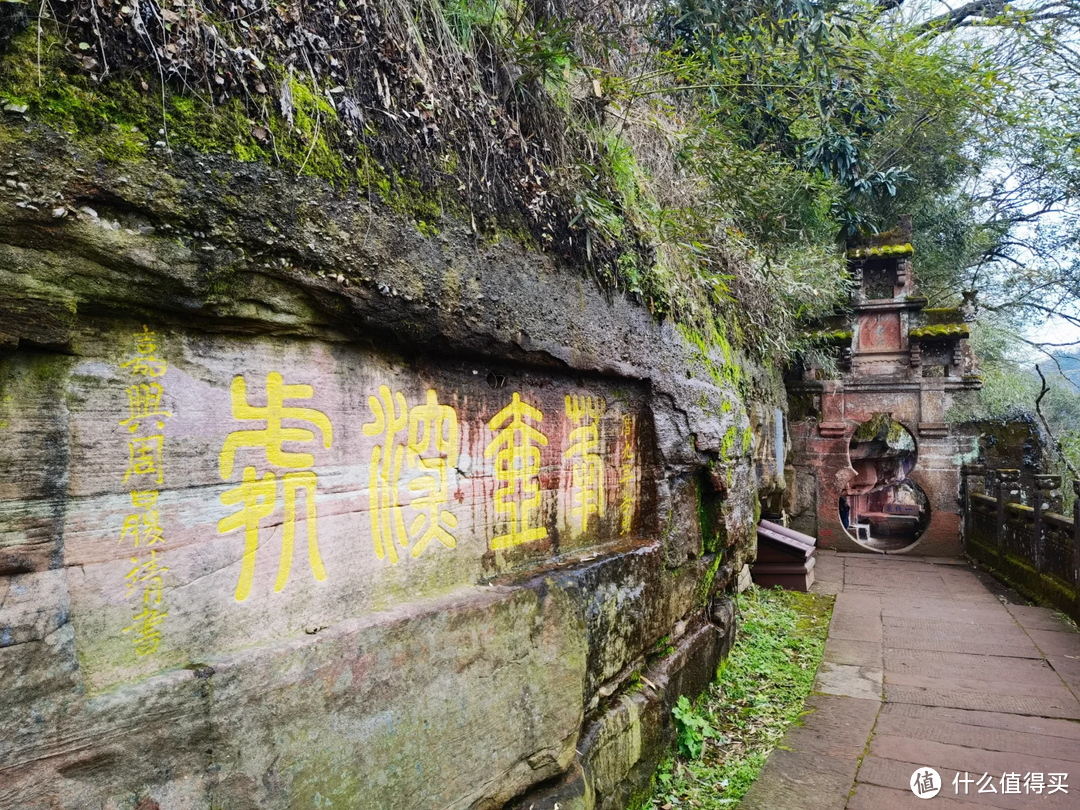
[786,218,982,556]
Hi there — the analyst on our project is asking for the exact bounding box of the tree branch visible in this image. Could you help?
[1035,364,1080,477]
[914,0,1007,34]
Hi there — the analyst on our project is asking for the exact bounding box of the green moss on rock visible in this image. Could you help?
[846,243,914,259]
[0,29,378,189]
[697,472,726,555]
[678,322,744,391]
[720,425,739,460]
[696,553,724,606]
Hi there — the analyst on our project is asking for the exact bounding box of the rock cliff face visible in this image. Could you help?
[0,123,773,809]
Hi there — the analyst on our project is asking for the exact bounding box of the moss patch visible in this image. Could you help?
[846,243,914,259]
[909,322,970,339]
[0,29,384,189]
[720,425,740,460]
[968,551,1080,626]
[697,471,726,555]
[677,321,748,401]
[696,553,725,606]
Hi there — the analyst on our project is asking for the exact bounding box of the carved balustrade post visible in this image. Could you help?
[1033,478,1045,573]
[961,469,969,550]
[995,470,1020,561]
[1074,480,1080,589]
[960,464,985,551]
[1032,475,1060,575]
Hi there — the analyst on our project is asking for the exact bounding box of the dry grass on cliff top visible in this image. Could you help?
[648,586,833,808]
[0,0,848,371]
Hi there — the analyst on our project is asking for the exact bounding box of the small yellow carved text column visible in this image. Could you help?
[118,325,172,656]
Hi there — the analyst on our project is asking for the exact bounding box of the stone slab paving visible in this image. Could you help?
[739,550,1080,809]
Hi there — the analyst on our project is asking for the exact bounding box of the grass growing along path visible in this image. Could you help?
[647,586,834,809]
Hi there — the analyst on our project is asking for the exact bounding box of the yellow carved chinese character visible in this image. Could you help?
[620,415,636,535]
[120,326,168,377]
[133,325,157,355]
[122,606,167,656]
[219,372,333,479]
[217,372,332,601]
[120,382,172,432]
[140,510,165,546]
[124,549,168,600]
[363,387,460,562]
[407,389,459,558]
[565,395,606,534]
[485,392,548,550]
[363,386,409,563]
[118,509,164,547]
[119,490,163,546]
[124,435,164,484]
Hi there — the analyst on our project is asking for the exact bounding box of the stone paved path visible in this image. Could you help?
[740,551,1080,809]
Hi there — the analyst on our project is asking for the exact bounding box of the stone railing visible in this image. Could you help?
[961,466,1080,623]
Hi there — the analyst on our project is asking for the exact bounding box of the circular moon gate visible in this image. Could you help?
[838,415,930,552]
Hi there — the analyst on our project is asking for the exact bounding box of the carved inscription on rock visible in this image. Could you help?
[61,326,648,690]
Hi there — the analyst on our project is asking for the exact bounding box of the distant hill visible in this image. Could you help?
[1052,353,1080,385]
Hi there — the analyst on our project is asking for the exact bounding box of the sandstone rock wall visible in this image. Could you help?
[0,129,764,809]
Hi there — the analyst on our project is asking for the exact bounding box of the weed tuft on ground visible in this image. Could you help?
[649,585,833,808]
